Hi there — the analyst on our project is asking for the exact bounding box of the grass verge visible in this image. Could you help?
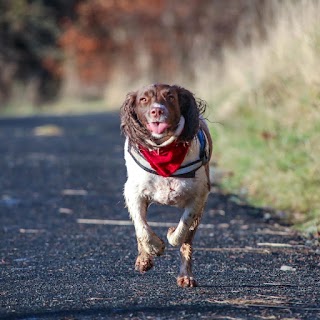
[204,1,320,233]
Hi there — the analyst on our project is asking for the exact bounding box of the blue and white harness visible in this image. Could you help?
[128,128,210,178]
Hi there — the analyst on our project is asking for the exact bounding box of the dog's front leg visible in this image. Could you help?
[124,185,165,272]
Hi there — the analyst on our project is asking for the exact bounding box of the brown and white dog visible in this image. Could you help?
[120,84,212,287]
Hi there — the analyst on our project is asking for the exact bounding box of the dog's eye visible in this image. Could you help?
[168,95,175,101]
[140,97,147,103]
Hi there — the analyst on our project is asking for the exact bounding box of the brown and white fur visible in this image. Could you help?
[120,84,212,287]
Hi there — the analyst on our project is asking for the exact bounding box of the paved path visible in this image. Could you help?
[0,113,319,319]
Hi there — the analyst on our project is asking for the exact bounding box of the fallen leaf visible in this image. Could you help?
[261,130,277,141]
[280,265,296,272]
[257,242,293,248]
[33,125,63,137]
[62,189,88,196]
[19,228,45,234]
[59,207,73,214]
[218,223,229,229]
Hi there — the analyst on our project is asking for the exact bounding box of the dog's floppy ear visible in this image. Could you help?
[120,91,150,146]
[175,86,206,142]
[120,91,137,137]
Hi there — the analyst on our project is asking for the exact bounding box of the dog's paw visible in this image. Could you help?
[144,234,165,256]
[135,254,154,273]
[177,276,197,288]
[167,227,182,247]
[167,227,176,236]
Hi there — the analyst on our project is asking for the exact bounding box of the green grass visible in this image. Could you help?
[213,100,320,220]
[205,1,320,233]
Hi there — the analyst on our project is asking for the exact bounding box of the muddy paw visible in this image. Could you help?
[167,227,180,247]
[144,235,165,256]
[177,276,197,288]
[167,226,176,236]
[135,254,154,273]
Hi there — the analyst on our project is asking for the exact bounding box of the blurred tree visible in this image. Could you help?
[60,0,273,99]
[0,0,79,106]
[0,0,273,106]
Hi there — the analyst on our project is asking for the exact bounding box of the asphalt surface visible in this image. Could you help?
[0,113,319,320]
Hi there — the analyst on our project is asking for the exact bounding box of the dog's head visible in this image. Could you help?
[120,84,206,148]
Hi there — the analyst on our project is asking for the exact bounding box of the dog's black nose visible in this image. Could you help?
[150,104,165,119]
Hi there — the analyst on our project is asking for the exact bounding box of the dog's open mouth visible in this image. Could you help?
[146,122,170,135]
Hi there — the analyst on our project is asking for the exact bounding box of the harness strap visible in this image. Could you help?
[197,128,210,166]
[128,128,209,178]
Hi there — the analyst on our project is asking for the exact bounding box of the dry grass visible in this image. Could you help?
[197,0,320,233]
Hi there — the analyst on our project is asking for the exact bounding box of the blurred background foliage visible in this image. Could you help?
[0,0,319,232]
[0,0,272,107]
[0,0,77,106]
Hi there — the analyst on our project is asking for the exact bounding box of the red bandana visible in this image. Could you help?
[139,142,190,177]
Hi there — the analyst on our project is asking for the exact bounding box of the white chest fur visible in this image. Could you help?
[124,139,208,208]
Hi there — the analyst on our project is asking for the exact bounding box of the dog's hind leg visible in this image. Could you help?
[176,210,204,287]
[166,195,208,287]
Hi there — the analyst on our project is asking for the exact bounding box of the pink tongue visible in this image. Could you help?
[147,122,169,134]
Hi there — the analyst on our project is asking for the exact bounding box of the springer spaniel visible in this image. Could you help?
[120,84,212,287]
